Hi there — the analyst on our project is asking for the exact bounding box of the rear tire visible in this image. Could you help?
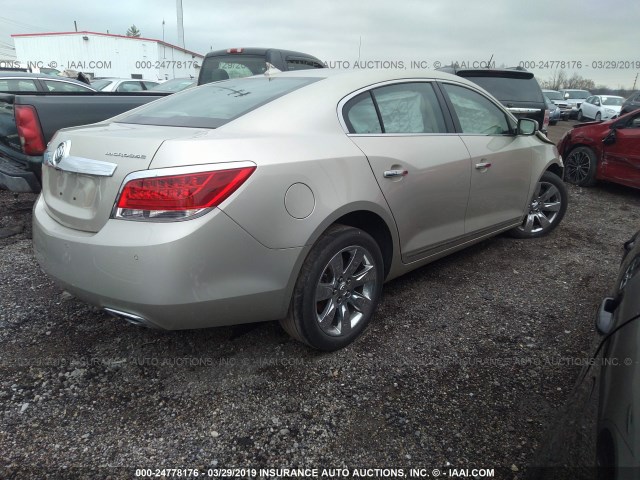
[280,225,384,351]
[564,146,598,187]
[508,171,567,239]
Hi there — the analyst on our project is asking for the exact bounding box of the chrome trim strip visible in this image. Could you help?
[508,107,542,113]
[55,156,118,177]
[403,218,521,262]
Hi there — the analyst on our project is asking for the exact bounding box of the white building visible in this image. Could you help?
[12,31,204,81]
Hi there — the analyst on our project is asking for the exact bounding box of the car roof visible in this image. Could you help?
[204,47,322,59]
[0,71,95,87]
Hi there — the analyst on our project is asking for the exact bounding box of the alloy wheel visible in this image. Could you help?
[519,180,563,234]
[565,149,593,184]
[314,245,377,337]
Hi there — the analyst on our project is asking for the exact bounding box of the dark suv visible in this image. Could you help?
[621,91,640,115]
[198,48,325,85]
[440,67,548,133]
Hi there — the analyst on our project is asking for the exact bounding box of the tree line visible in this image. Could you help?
[539,70,635,97]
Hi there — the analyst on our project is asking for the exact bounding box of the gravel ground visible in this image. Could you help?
[1,124,639,479]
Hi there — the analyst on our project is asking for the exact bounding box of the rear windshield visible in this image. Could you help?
[200,55,269,84]
[543,91,563,101]
[464,77,544,103]
[116,76,320,128]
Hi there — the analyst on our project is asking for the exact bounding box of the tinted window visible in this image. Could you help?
[118,76,320,128]
[91,79,114,90]
[143,81,159,90]
[42,80,93,92]
[443,83,511,135]
[0,79,38,92]
[116,81,144,92]
[200,55,268,84]
[465,77,544,102]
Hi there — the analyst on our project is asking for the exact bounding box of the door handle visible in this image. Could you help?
[383,169,408,178]
[475,162,492,170]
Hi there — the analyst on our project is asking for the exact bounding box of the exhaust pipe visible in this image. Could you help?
[103,308,155,328]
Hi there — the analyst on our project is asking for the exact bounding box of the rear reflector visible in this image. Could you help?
[15,105,46,156]
[114,167,255,220]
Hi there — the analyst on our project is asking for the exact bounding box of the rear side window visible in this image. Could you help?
[42,80,92,92]
[0,79,38,92]
[117,76,320,128]
[466,76,544,103]
[116,81,144,92]
[343,82,447,134]
[442,83,511,135]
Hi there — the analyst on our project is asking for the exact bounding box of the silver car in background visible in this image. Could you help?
[33,69,567,351]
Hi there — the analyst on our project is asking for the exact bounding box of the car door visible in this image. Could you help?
[581,96,595,119]
[602,111,640,186]
[343,81,472,263]
[439,82,532,234]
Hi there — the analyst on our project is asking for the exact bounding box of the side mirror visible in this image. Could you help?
[518,118,538,135]
[603,129,617,145]
[596,297,617,335]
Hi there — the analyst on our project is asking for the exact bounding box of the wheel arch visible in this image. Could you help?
[306,202,399,279]
[545,162,564,179]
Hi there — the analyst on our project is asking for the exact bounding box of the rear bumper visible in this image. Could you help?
[0,154,41,192]
[33,197,305,330]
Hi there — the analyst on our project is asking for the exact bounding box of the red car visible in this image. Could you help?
[558,109,640,189]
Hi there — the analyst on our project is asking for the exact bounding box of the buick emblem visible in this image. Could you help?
[48,141,70,169]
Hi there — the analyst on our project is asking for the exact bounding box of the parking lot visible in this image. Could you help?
[1,121,639,478]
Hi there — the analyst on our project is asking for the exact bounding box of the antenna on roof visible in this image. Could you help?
[486,54,493,69]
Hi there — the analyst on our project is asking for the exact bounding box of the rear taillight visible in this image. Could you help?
[114,166,255,221]
[227,48,244,54]
[543,109,550,130]
[15,105,45,155]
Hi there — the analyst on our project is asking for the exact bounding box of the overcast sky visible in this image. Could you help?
[1,0,639,89]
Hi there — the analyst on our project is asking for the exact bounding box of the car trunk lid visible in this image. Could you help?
[41,122,207,233]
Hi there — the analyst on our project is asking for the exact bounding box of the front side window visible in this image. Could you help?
[442,83,511,135]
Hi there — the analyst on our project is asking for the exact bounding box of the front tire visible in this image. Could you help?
[280,225,383,351]
[508,171,567,239]
[595,112,601,121]
[564,146,598,187]
[577,110,584,121]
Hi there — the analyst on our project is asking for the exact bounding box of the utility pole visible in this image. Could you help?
[176,0,185,48]
[633,73,638,91]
